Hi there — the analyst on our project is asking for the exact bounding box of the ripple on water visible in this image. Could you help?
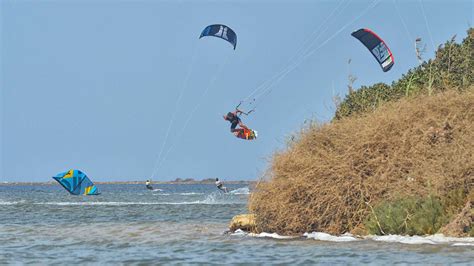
[1,184,473,264]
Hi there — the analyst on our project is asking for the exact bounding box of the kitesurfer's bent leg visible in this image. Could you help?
[231,121,240,136]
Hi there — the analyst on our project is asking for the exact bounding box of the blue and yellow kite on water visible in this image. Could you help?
[52,169,100,195]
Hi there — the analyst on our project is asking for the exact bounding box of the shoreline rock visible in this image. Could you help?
[229,214,256,232]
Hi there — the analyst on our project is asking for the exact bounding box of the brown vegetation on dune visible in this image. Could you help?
[439,195,473,237]
[249,89,473,235]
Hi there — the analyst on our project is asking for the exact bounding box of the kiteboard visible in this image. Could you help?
[235,128,258,140]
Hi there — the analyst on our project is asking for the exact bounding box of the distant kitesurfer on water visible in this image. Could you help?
[146,180,153,190]
[223,109,249,137]
[215,178,228,193]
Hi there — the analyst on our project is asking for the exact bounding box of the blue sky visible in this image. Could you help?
[1,0,472,182]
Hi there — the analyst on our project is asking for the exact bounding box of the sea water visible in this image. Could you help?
[1,184,473,264]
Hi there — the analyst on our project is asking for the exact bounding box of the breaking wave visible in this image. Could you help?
[228,187,250,195]
[367,234,474,245]
[233,230,474,246]
[305,232,358,242]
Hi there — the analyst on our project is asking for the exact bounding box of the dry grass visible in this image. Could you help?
[249,88,474,235]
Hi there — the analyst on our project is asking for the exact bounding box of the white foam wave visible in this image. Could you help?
[228,187,250,195]
[200,194,220,204]
[304,232,358,242]
[179,192,205,195]
[230,229,248,236]
[236,229,473,246]
[370,235,435,245]
[424,234,474,243]
[250,232,296,239]
[239,230,350,241]
[367,234,474,245]
[0,200,26,205]
[452,243,474,246]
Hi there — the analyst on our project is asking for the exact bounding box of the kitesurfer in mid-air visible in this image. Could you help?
[215,178,228,193]
[223,109,248,137]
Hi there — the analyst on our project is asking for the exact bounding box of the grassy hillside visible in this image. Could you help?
[248,29,473,236]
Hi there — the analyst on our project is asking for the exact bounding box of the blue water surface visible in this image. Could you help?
[1,184,472,265]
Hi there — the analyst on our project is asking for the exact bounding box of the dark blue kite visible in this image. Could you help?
[199,24,237,49]
[351,28,394,72]
[52,169,100,195]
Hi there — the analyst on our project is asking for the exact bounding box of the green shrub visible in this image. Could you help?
[365,196,449,235]
[334,83,396,119]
